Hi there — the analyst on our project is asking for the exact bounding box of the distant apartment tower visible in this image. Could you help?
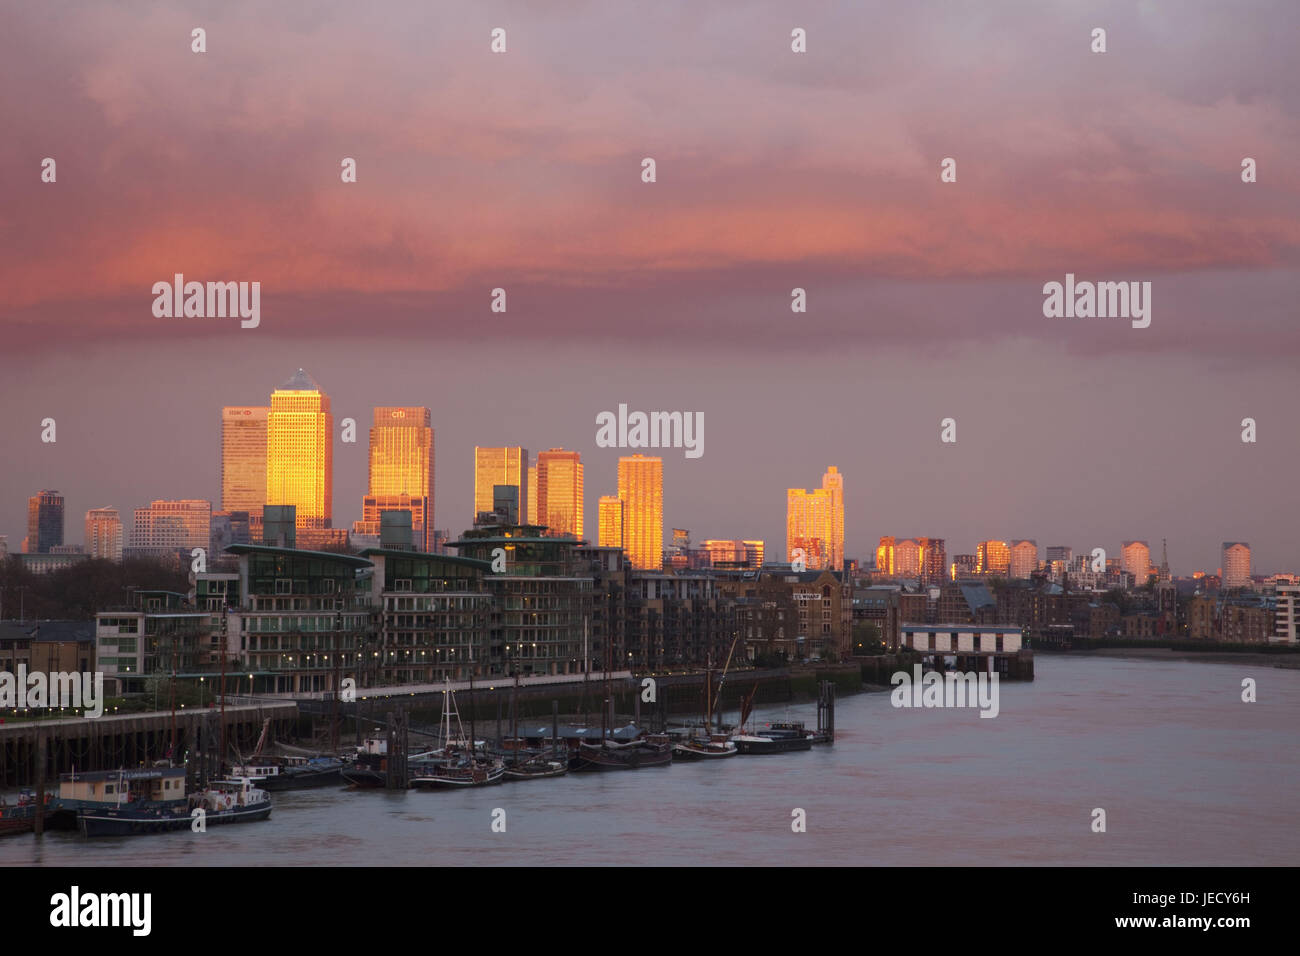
[474,447,528,525]
[618,455,663,570]
[976,540,1010,576]
[25,490,65,553]
[894,538,923,577]
[350,407,435,550]
[597,496,623,549]
[702,539,765,569]
[131,500,212,554]
[84,507,124,561]
[876,536,896,576]
[920,538,946,584]
[1046,546,1072,565]
[788,467,845,571]
[266,369,333,530]
[952,554,978,579]
[1274,584,1299,644]
[1009,540,1038,579]
[1121,541,1152,585]
[221,406,269,521]
[1221,542,1252,588]
[535,448,584,538]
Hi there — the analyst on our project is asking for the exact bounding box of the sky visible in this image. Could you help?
[1,1,1297,576]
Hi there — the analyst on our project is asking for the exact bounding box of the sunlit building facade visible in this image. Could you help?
[876,536,896,576]
[976,540,1010,576]
[474,446,528,524]
[535,448,584,539]
[787,467,844,572]
[266,370,333,530]
[822,466,845,570]
[1121,540,1152,585]
[597,496,623,549]
[1009,539,1038,579]
[221,406,269,520]
[1222,542,1252,589]
[618,455,663,570]
[85,507,124,562]
[351,407,434,550]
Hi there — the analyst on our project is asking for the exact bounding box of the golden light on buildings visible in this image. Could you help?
[787,467,844,571]
[618,455,662,570]
[536,448,584,538]
[474,446,528,522]
[266,369,333,529]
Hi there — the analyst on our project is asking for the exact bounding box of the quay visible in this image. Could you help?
[0,702,298,790]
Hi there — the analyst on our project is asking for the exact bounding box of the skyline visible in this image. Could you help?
[2,366,1290,579]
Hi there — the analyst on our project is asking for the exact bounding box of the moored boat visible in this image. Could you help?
[76,776,272,837]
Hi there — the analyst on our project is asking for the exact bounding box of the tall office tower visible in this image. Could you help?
[597,496,623,548]
[1221,542,1252,589]
[920,537,947,584]
[266,369,333,530]
[1121,540,1152,585]
[894,539,923,577]
[821,466,845,570]
[131,500,212,553]
[25,490,65,553]
[352,407,435,550]
[876,536,896,575]
[221,406,269,521]
[526,464,538,525]
[474,446,528,524]
[618,454,663,570]
[84,507,124,561]
[976,540,1010,576]
[1009,539,1039,579]
[535,448,584,538]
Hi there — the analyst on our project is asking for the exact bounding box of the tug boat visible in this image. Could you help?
[76,776,272,837]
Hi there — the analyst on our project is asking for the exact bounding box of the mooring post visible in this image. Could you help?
[34,728,46,835]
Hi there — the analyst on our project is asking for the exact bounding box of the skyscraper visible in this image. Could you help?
[787,467,845,571]
[876,536,896,575]
[526,463,538,525]
[618,455,662,570]
[25,490,64,553]
[822,465,845,570]
[597,496,623,548]
[1221,542,1252,589]
[352,407,435,550]
[266,370,333,530]
[535,448,584,538]
[85,507,124,561]
[474,447,528,524]
[221,405,269,520]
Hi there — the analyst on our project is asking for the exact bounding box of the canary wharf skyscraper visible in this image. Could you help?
[618,454,662,570]
[221,405,269,519]
[536,448,584,538]
[266,369,333,530]
[474,446,528,523]
[353,407,435,550]
[597,496,623,548]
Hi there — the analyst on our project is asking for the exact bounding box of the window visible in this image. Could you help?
[275,579,292,595]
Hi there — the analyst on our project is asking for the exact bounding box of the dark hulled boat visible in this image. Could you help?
[76,777,272,837]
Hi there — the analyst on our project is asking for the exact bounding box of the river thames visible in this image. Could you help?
[3,654,1296,866]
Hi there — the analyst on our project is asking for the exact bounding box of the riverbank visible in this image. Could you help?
[1060,646,1300,669]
